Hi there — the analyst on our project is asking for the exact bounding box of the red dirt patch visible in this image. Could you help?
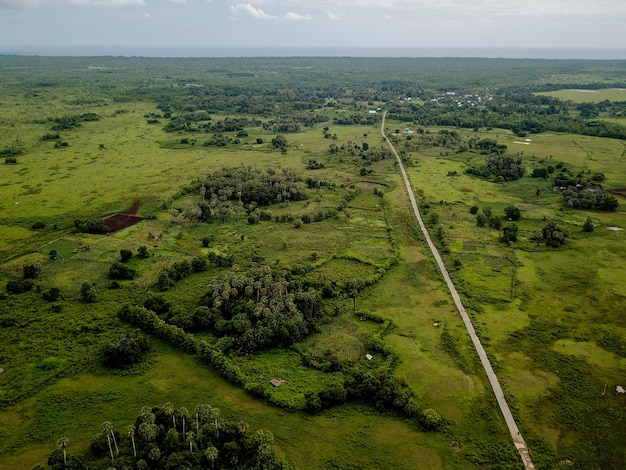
[127,199,141,215]
[103,213,144,232]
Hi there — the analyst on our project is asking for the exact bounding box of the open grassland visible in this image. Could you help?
[385,114,626,467]
[2,57,626,469]
[535,88,626,103]
[0,341,474,470]
[0,72,501,467]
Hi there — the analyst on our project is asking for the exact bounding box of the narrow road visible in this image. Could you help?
[381,112,535,470]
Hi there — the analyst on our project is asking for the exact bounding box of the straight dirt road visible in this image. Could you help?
[381,111,535,470]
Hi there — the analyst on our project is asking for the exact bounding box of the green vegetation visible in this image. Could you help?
[0,55,625,470]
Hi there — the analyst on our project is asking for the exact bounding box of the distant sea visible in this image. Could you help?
[2,46,626,60]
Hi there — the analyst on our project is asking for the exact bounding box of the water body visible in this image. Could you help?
[2,45,626,60]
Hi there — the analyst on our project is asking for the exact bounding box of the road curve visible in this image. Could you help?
[381,112,535,470]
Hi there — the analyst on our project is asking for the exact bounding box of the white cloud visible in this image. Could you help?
[286,11,312,21]
[227,0,626,19]
[230,3,274,19]
[0,0,41,7]
[167,0,187,4]
[383,14,392,20]
[0,0,147,5]
[326,10,339,21]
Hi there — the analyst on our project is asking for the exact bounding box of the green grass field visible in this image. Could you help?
[2,57,626,469]
[535,88,626,103]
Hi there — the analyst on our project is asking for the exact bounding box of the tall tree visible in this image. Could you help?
[57,436,69,468]
[163,402,176,429]
[205,446,218,469]
[127,425,137,458]
[101,421,117,461]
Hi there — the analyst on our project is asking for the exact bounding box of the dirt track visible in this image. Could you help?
[381,111,535,470]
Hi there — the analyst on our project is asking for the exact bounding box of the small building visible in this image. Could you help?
[365,354,373,361]
[368,110,377,114]
[270,378,284,387]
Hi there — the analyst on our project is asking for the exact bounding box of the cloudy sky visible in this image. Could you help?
[1,0,626,56]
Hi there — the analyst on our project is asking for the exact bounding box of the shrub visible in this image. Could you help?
[137,245,149,258]
[23,264,41,279]
[43,287,62,302]
[102,331,150,368]
[120,249,133,263]
[80,282,97,303]
[504,205,521,221]
[6,279,34,294]
[109,262,136,280]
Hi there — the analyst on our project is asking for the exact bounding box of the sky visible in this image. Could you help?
[1,0,626,57]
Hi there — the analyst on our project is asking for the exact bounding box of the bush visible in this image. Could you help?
[43,287,62,302]
[102,331,150,368]
[504,205,521,221]
[80,282,97,303]
[542,222,569,247]
[583,217,594,233]
[120,249,133,263]
[137,245,149,258]
[109,262,136,280]
[6,279,34,294]
[501,223,519,243]
[23,264,41,279]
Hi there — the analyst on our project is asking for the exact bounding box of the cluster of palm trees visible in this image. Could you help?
[52,402,281,469]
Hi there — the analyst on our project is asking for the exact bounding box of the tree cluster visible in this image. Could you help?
[562,188,618,211]
[155,257,208,291]
[200,266,321,352]
[45,404,288,470]
[74,219,107,234]
[466,155,525,182]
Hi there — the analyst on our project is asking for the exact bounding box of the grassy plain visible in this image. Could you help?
[1,56,626,469]
[535,88,626,103]
[386,116,626,467]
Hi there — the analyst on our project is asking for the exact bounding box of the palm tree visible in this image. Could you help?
[195,404,211,433]
[208,406,220,431]
[57,436,69,468]
[101,421,115,462]
[162,401,176,430]
[141,406,155,424]
[186,431,195,452]
[237,421,249,436]
[179,406,189,438]
[205,446,218,469]
[127,425,137,458]
[139,421,158,443]
[148,445,161,463]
